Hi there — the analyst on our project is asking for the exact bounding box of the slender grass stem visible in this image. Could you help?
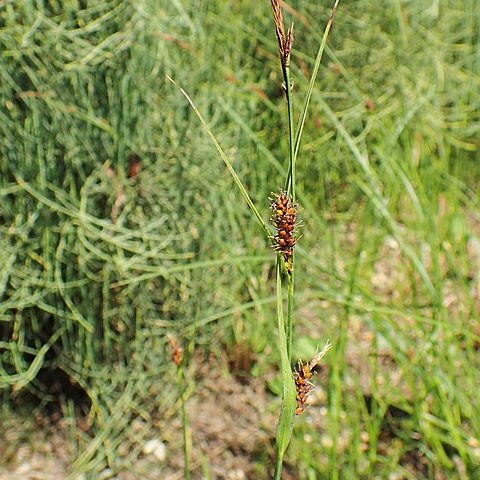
[178,366,191,480]
[166,75,272,243]
[283,65,296,364]
[283,0,340,188]
[284,65,296,202]
[273,259,296,479]
[286,270,294,361]
[294,0,339,161]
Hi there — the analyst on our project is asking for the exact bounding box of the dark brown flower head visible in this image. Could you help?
[270,191,298,273]
[271,0,294,68]
[294,342,332,415]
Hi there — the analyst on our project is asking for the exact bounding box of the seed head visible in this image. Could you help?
[285,23,294,64]
[294,359,315,415]
[270,191,298,273]
[294,341,332,415]
[271,0,294,68]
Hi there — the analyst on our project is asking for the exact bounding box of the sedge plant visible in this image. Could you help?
[168,0,340,477]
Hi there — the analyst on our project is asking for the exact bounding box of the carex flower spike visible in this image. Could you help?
[270,190,299,274]
[294,341,332,415]
[271,0,294,69]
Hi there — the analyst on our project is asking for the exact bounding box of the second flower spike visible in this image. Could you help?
[270,191,299,274]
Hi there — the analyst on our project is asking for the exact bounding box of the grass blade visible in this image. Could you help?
[166,75,271,242]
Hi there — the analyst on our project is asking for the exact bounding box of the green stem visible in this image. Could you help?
[178,367,190,480]
[284,66,296,361]
[273,259,297,479]
[284,65,296,203]
[283,64,295,365]
[273,451,284,480]
[285,0,341,182]
[286,270,294,361]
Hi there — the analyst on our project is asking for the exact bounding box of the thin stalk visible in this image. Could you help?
[274,260,286,480]
[284,65,296,202]
[294,0,339,160]
[273,259,297,479]
[286,269,294,361]
[283,64,295,364]
[285,0,340,186]
[178,366,190,480]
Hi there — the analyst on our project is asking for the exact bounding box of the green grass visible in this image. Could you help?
[1,0,480,478]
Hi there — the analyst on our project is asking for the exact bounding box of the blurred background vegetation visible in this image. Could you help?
[1,0,479,478]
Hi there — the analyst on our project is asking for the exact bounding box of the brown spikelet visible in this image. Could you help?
[270,191,298,273]
[285,23,294,64]
[294,342,332,415]
[167,335,184,367]
[271,0,294,67]
[271,0,285,58]
[294,359,315,415]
